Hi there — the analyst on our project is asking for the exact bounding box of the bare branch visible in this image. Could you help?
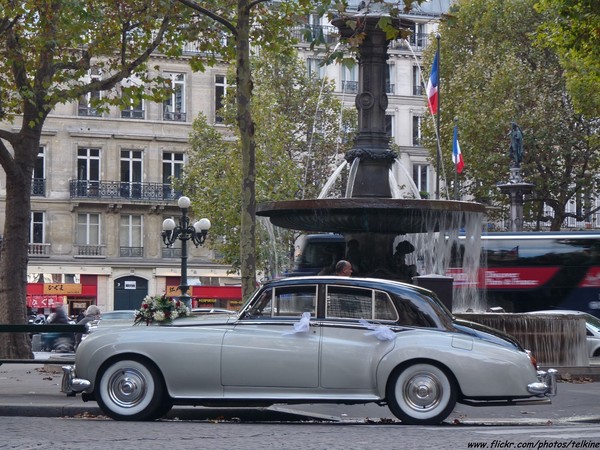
[175,0,237,36]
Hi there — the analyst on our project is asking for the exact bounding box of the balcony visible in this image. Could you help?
[120,247,144,257]
[291,25,338,45]
[69,180,181,202]
[162,247,182,258]
[78,106,101,117]
[28,243,50,257]
[76,245,105,257]
[32,178,45,197]
[121,109,145,119]
[163,111,187,122]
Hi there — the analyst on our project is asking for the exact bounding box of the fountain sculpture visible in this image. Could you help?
[258,12,485,293]
[257,9,585,366]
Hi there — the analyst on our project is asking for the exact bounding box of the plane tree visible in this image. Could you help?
[0,0,198,358]
[421,0,599,230]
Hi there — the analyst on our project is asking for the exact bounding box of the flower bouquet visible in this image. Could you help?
[134,294,190,325]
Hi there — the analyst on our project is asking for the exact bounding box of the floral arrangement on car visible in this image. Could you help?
[134,294,190,325]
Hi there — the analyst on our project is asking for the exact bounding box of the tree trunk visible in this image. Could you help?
[0,136,37,359]
[237,1,257,300]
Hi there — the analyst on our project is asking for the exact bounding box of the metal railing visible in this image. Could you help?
[32,178,45,197]
[69,180,181,201]
[120,247,144,257]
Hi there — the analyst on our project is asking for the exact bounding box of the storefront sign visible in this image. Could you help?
[124,281,137,290]
[43,284,82,295]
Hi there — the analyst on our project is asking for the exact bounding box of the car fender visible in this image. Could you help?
[75,325,228,398]
[375,329,538,399]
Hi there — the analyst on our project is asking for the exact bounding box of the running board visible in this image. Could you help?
[461,398,552,407]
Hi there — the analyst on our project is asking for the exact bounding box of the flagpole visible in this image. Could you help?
[454,117,458,200]
[435,34,441,200]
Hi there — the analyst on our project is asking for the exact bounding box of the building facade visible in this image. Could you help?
[0,4,449,316]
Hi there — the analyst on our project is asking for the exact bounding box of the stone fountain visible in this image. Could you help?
[258,12,485,288]
[257,9,585,367]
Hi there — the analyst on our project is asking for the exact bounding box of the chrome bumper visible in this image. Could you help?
[527,368,558,397]
[61,365,91,395]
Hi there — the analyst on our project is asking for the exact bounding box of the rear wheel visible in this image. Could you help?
[95,358,171,421]
[387,363,457,425]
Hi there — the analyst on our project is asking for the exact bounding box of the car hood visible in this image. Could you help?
[453,318,525,352]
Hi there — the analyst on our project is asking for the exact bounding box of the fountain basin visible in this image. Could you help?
[257,198,486,234]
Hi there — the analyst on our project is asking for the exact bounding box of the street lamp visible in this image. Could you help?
[162,196,211,309]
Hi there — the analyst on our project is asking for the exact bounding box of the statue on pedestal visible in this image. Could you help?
[508,122,524,168]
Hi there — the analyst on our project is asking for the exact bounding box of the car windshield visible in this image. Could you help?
[586,314,600,333]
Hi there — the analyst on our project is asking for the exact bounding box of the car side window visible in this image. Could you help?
[395,295,437,328]
[245,286,317,318]
[326,286,397,321]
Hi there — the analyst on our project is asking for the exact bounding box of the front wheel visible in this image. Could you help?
[95,358,171,421]
[387,363,457,425]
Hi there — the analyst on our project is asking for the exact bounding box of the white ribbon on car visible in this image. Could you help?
[283,312,312,335]
[359,319,396,341]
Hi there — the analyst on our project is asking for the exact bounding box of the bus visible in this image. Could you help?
[290,232,600,318]
[451,231,600,318]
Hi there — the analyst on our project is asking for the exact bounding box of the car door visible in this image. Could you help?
[221,284,321,388]
[319,284,398,391]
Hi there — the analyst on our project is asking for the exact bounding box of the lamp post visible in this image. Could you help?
[162,196,211,309]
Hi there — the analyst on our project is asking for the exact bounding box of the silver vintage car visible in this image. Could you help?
[62,276,557,424]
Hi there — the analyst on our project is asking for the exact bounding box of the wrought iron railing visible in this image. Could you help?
[291,25,338,45]
[69,180,181,201]
[120,247,144,257]
[32,178,45,197]
[162,247,182,258]
[163,111,187,122]
[121,109,145,119]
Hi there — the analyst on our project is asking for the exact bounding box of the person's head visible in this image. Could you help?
[335,260,352,277]
[85,305,101,317]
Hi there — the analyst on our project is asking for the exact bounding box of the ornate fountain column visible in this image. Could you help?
[334,15,398,198]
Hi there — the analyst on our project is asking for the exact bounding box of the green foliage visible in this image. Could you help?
[535,0,600,117]
[0,0,197,124]
[422,0,599,230]
[180,50,355,276]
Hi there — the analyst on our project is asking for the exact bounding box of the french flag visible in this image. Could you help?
[453,125,464,173]
[426,50,439,115]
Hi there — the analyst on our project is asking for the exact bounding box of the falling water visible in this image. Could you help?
[345,157,360,198]
[456,313,588,366]
[318,161,348,199]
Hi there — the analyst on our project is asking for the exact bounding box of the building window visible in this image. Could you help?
[120,215,143,257]
[30,212,45,244]
[341,65,358,93]
[412,116,423,146]
[163,73,186,121]
[78,68,102,116]
[215,75,228,123]
[385,114,394,137]
[307,58,325,79]
[32,147,45,196]
[162,152,184,200]
[77,213,100,245]
[413,163,429,197]
[76,148,101,196]
[409,23,427,50]
[120,150,143,199]
[386,63,395,95]
[121,97,144,119]
[413,66,424,96]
